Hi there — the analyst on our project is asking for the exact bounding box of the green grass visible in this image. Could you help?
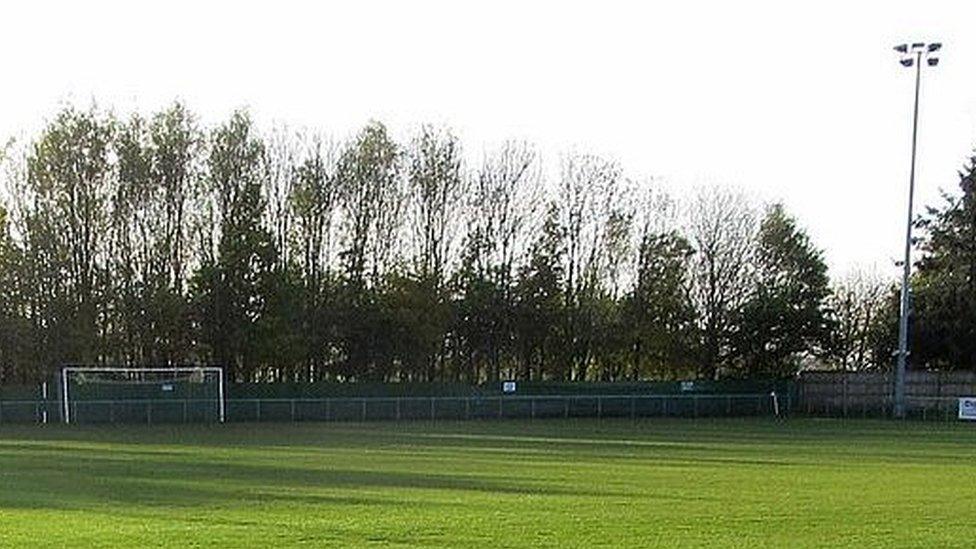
[1,418,974,548]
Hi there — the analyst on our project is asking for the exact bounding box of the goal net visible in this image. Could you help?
[61,366,225,424]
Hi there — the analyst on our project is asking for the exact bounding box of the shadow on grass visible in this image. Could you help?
[0,440,622,514]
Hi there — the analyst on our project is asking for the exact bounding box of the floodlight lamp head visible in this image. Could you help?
[928,57,939,66]
[894,44,908,53]
[900,58,914,67]
[927,42,942,52]
[911,42,926,50]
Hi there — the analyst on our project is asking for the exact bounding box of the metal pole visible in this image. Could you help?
[895,50,923,419]
[41,381,48,424]
[62,368,70,424]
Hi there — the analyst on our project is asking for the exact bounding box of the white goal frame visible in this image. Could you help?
[61,366,225,424]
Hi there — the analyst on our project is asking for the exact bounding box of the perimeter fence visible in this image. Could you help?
[0,378,790,425]
[59,392,782,425]
[796,370,976,420]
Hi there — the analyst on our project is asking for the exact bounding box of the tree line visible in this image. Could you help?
[0,103,973,385]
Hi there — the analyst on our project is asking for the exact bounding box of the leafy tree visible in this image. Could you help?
[733,204,831,376]
[111,103,199,364]
[290,135,341,380]
[192,111,278,380]
[0,203,31,383]
[624,229,698,379]
[24,107,114,367]
[404,126,464,380]
[911,155,976,370]
[514,204,566,380]
[336,121,402,288]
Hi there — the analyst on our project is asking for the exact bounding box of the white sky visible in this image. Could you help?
[2,0,975,277]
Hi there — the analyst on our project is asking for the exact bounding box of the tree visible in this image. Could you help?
[192,110,278,380]
[454,142,539,382]
[733,204,831,376]
[110,103,199,364]
[333,122,403,379]
[910,155,976,370]
[22,107,114,368]
[0,202,30,383]
[624,196,698,379]
[336,121,402,288]
[290,134,341,380]
[514,203,565,380]
[824,269,890,371]
[687,188,757,379]
[401,126,465,381]
[558,153,628,380]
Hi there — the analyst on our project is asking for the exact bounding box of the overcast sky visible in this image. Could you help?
[2,0,975,276]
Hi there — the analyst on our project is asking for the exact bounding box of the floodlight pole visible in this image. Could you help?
[893,43,938,419]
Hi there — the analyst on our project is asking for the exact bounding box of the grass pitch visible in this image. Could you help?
[1,418,974,547]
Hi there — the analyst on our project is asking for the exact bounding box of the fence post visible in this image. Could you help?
[430,398,436,421]
[631,396,636,420]
[325,398,331,422]
[843,376,848,418]
[531,398,536,420]
[183,400,188,423]
[256,400,262,422]
[564,398,570,418]
[597,397,602,419]
[362,399,367,422]
[498,397,503,419]
[693,395,699,418]
[396,398,401,421]
[147,401,153,425]
[464,398,470,420]
[727,395,732,415]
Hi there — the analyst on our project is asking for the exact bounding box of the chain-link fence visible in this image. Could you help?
[1,392,785,425]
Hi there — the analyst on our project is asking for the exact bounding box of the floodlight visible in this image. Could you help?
[891,39,942,419]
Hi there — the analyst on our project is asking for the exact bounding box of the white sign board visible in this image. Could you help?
[680,381,695,392]
[959,397,976,421]
[502,381,517,394]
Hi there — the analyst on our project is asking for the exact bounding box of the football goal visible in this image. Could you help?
[61,366,225,424]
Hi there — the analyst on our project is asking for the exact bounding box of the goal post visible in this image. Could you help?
[61,366,225,424]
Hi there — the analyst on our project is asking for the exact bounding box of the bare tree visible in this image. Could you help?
[558,152,626,380]
[687,187,758,379]
[291,133,340,288]
[407,125,465,287]
[826,268,890,371]
[470,141,541,280]
[336,121,402,287]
